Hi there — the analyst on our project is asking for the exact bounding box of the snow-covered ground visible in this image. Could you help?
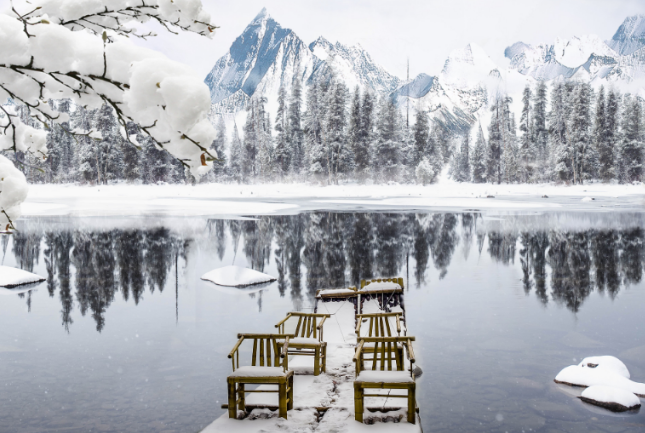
[0,266,46,288]
[201,265,276,287]
[19,183,645,218]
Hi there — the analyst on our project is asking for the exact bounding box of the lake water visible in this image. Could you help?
[1,212,644,433]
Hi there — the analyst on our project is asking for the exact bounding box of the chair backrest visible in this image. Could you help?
[354,336,416,376]
[360,277,404,290]
[227,333,292,372]
[356,312,403,337]
[275,313,331,341]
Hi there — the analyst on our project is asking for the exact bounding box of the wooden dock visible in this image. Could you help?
[201,278,423,432]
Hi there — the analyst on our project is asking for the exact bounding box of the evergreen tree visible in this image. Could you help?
[229,123,243,183]
[374,98,401,182]
[288,77,304,177]
[453,129,471,182]
[325,80,351,183]
[570,82,595,183]
[348,87,362,177]
[413,106,430,164]
[602,88,620,182]
[620,96,643,183]
[533,82,549,181]
[210,116,227,181]
[471,124,487,183]
[354,90,374,183]
[487,95,503,183]
[242,98,260,181]
[519,84,534,182]
[274,86,290,178]
[305,82,327,183]
[550,82,573,182]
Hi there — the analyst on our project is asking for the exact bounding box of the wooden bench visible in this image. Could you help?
[353,336,417,424]
[227,333,294,419]
[275,312,330,376]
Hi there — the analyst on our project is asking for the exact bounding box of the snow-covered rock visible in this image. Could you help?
[0,266,46,288]
[579,385,641,412]
[555,356,645,397]
[201,265,276,287]
[607,14,645,56]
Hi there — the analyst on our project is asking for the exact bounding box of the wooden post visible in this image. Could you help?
[287,374,294,410]
[238,383,245,413]
[314,346,320,376]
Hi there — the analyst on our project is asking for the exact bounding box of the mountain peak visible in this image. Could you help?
[607,14,645,55]
[252,7,270,23]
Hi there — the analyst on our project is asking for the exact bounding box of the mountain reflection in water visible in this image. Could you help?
[4,212,644,331]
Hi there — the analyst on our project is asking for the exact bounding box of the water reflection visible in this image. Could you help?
[4,213,645,331]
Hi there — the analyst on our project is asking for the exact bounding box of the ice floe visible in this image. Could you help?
[201,265,276,287]
[555,355,645,412]
[0,266,45,288]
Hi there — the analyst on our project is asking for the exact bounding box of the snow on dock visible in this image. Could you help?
[201,282,422,432]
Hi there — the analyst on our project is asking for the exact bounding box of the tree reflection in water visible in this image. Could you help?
[5,213,644,331]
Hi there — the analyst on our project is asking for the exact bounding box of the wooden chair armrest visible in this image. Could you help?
[228,336,245,359]
[275,313,292,328]
[405,339,416,363]
[353,340,365,362]
[396,315,401,334]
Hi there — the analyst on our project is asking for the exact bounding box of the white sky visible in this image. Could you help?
[3,0,645,80]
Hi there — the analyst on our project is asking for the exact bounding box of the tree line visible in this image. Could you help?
[4,80,644,185]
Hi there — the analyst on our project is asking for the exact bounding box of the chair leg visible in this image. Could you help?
[279,380,288,419]
[287,374,294,410]
[407,383,416,424]
[354,382,364,423]
[238,383,245,413]
[314,347,320,376]
[322,343,327,373]
[227,379,237,419]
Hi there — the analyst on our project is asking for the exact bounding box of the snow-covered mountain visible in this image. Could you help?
[205,8,399,116]
[505,15,645,84]
[392,44,501,132]
[204,10,645,136]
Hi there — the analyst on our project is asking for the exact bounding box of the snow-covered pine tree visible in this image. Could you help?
[619,96,643,183]
[256,102,274,182]
[274,86,290,179]
[348,86,361,178]
[487,95,503,184]
[570,82,596,183]
[501,95,519,183]
[415,157,434,185]
[242,97,260,182]
[533,81,549,181]
[355,90,375,183]
[122,122,140,182]
[550,82,573,183]
[471,123,487,183]
[325,80,351,184]
[602,88,620,182]
[453,129,471,182]
[209,116,227,181]
[229,123,243,183]
[374,98,401,183]
[288,77,304,178]
[71,106,96,184]
[594,86,610,182]
[427,124,444,180]
[519,84,535,182]
[413,106,430,165]
[305,82,327,183]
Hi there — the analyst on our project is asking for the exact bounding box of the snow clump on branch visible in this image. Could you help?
[0,0,218,230]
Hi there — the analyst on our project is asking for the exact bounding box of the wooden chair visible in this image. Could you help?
[275,312,330,376]
[360,277,404,293]
[359,278,404,313]
[227,333,294,419]
[355,312,405,364]
[353,336,417,424]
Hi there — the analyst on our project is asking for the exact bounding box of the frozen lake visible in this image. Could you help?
[0,211,644,432]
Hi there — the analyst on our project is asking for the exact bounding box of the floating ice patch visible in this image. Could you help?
[582,197,595,202]
[0,266,45,288]
[201,265,276,287]
[555,356,645,397]
[579,385,641,412]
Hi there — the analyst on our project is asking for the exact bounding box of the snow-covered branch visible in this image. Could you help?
[0,0,218,230]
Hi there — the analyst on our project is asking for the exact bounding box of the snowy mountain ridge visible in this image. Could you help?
[505,15,645,83]
[204,10,645,134]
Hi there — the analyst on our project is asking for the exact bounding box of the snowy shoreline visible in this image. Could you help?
[18,183,645,218]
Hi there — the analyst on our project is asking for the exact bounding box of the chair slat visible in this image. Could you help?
[252,339,257,366]
[267,338,272,367]
[259,338,265,366]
